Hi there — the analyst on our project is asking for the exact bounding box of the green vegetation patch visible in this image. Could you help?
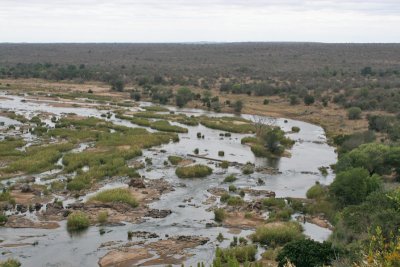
[175,164,213,178]
[168,155,183,165]
[67,211,90,231]
[214,245,257,264]
[142,106,169,112]
[89,188,138,207]
[199,116,255,133]
[1,143,73,177]
[251,221,304,247]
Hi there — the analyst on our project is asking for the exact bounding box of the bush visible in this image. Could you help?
[228,185,237,192]
[291,126,300,133]
[263,197,286,210]
[223,174,237,183]
[233,100,243,113]
[263,99,269,105]
[175,164,213,178]
[0,213,7,224]
[89,188,138,207]
[97,211,108,224]
[306,183,326,200]
[220,193,244,206]
[276,239,336,267]
[194,148,199,154]
[220,161,229,169]
[348,107,362,120]
[214,208,226,222]
[242,164,254,174]
[168,155,183,165]
[214,245,257,264]
[218,151,225,157]
[0,259,21,267]
[251,222,304,247]
[330,167,381,207]
[268,208,293,222]
[67,212,90,231]
[304,94,315,105]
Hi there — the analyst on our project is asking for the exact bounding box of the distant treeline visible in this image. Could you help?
[1,43,400,113]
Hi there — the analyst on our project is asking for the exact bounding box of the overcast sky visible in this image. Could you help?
[1,0,399,43]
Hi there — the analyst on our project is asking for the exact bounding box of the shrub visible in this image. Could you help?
[0,259,21,267]
[242,164,254,175]
[220,161,229,169]
[276,239,336,267]
[218,151,225,157]
[228,185,237,192]
[214,208,226,222]
[227,196,244,206]
[263,197,286,210]
[306,183,326,200]
[318,166,328,176]
[0,213,7,224]
[194,148,199,154]
[348,107,362,120]
[223,174,237,183]
[291,126,300,133]
[168,155,183,165]
[220,193,244,206]
[304,94,315,105]
[67,212,90,231]
[89,188,138,207]
[251,222,304,247]
[216,233,224,242]
[233,100,243,113]
[175,164,213,178]
[97,211,108,224]
[214,245,257,264]
[263,99,269,105]
[268,208,293,222]
[330,167,381,207]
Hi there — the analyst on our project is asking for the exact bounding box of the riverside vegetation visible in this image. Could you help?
[0,43,400,267]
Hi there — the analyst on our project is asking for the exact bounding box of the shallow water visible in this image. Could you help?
[0,92,337,266]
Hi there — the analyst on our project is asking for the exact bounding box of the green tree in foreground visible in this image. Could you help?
[276,239,336,267]
[330,167,381,207]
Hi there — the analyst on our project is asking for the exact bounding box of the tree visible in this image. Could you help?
[303,94,315,105]
[233,100,243,113]
[336,143,390,175]
[289,95,299,105]
[276,239,336,267]
[348,107,362,120]
[110,79,124,92]
[130,91,141,101]
[330,167,381,207]
[175,87,193,108]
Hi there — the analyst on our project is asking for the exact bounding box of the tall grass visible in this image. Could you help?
[2,143,74,175]
[251,222,304,247]
[168,155,183,165]
[214,245,257,264]
[175,164,213,178]
[199,116,255,133]
[89,188,138,207]
[67,211,90,231]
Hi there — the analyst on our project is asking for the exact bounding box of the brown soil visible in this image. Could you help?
[5,216,60,229]
[224,211,266,229]
[10,190,52,206]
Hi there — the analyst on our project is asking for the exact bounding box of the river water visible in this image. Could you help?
[0,92,337,266]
